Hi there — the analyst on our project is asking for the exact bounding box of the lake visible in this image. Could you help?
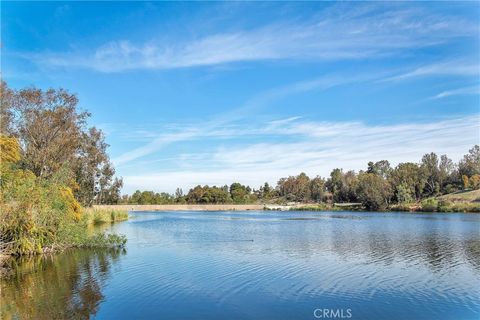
[1,211,479,319]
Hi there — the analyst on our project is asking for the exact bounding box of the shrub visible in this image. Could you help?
[0,136,127,256]
[293,203,332,211]
[389,203,414,212]
[437,200,453,212]
[420,198,438,212]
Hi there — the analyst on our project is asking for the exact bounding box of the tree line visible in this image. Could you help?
[123,145,479,210]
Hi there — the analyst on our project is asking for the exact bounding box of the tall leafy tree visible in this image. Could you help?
[277,172,311,202]
[389,162,425,201]
[326,169,358,203]
[438,154,456,193]
[356,172,393,210]
[1,82,122,205]
[309,176,326,202]
[185,185,231,204]
[259,182,273,200]
[230,182,250,203]
[367,160,392,178]
[458,145,480,177]
[421,152,441,197]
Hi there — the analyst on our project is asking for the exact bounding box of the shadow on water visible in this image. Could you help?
[1,248,126,320]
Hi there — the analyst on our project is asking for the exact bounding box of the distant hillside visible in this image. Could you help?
[437,190,480,203]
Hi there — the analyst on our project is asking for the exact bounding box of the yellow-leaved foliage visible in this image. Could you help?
[0,135,84,255]
[59,187,83,222]
[0,135,21,164]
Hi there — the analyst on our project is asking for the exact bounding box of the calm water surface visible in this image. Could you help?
[1,211,479,319]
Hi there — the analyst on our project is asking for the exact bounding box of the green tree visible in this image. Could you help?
[185,185,231,204]
[356,172,393,210]
[258,182,273,200]
[230,182,249,203]
[100,178,123,204]
[326,169,358,203]
[367,160,392,178]
[128,190,140,204]
[75,128,121,206]
[389,162,425,201]
[277,172,311,202]
[458,145,480,177]
[421,152,441,197]
[309,176,326,202]
[438,154,455,193]
[395,183,414,204]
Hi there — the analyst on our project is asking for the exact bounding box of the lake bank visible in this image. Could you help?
[94,204,265,211]
[94,189,480,213]
[0,208,129,279]
[94,201,480,213]
[93,204,363,212]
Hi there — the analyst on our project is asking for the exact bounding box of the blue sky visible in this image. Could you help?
[2,1,479,193]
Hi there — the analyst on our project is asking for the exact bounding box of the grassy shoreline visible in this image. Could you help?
[0,208,129,278]
[1,208,129,257]
[95,190,480,213]
[84,208,129,224]
[95,202,480,213]
[288,202,480,213]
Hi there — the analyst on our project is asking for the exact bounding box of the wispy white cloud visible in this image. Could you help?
[431,85,480,99]
[113,62,478,167]
[381,60,479,82]
[121,115,479,193]
[30,3,477,73]
[113,129,202,166]
[112,71,387,166]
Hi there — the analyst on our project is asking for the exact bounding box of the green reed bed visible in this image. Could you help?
[85,208,129,225]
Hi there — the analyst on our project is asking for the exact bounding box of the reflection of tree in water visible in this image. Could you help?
[328,226,480,273]
[1,248,125,320]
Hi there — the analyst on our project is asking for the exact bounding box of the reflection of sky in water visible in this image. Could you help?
[3,211,479,320]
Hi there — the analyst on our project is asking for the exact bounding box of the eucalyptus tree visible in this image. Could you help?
[459,145,480,177]
[389,162,425,201]
[326,169,358,203]
[1,82,122,205]
[356,172,393,210]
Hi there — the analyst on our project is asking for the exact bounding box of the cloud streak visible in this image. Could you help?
[381,60,479,82]
[113,62,478,168]
[431,85,480,100]
[112,70,392,166]
[30,3,477,73]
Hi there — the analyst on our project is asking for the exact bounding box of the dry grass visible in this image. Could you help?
[437,190,480,203]
[84,208,129,224]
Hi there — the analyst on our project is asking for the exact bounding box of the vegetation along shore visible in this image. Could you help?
[0,82,127,266]
[0,81,479,276]
[95,189,480,213]
[120,146,480,212]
